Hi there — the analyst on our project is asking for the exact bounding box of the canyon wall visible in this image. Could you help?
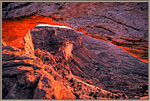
[2,2,148,99]
[2,2,148,63]
[31,27,148,98]
[2,26,148,99]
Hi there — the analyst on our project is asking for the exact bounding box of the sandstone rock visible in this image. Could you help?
[140,96,148,99]
[2,2,148,62]
[3,66,34,76]
[33,72,76,99]
[24,30,34,55]
[30,27,80,61]
[2,26,148,99]
[80,33,148,98]
[60,41,73,61]
[29,27,126,99]
[2,2,148,99]
[2,39,7,46]
[2,45,76,99]
[30,27,148,99]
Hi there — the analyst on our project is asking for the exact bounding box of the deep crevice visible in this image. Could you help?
[102,16,140,31]
[94,25,116,35]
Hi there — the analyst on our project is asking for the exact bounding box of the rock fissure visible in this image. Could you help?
[101,16,140,31]
[94,25,116,35]
[2,2,148,99]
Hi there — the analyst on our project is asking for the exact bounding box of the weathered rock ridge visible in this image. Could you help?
[2,2,148,99]
[2,46,76,99]
[32,27,148,98]
[2,2,148,63]
[3,27,126,99]
[2,26,148,99]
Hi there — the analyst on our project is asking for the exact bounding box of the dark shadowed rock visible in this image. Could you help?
[2,25,148,99]
[2,46,76,99]
[30,27,148,99]
[2,2,148,62]
[2,2,148,99]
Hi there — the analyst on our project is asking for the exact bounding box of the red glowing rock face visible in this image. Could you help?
[2,15,148,63]
[77,27,148,63]
[2,27,148,99]
[2,16,71,49]
[2,2,148,99]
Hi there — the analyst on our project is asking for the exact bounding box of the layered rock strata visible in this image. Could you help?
[2,2,148,99]
[2,2,148,63]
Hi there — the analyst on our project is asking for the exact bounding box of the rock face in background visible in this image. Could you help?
[2,2,148,99]
[2,26,148,99]
[3,27,128,99]
[2,2,148,63]
[30,27,148,99]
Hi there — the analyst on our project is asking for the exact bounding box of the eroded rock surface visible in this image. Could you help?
[2,2,148,99]
[2,36,122,99]
[2,2,148,62]
[24,30,34,54]
[30,27,148,99]
[2,26,148,99]
[2,46,76,99]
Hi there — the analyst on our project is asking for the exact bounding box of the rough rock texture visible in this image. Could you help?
[2,32,122,99]
[2,46,76,99]
[24,30,34,54]
[2,2,148,99]
[2,26,148,99]
[30,27,148,99]
[2,2,148,63]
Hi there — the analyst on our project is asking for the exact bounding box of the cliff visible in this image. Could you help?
[2,2,148,99]
[2,2,148,63]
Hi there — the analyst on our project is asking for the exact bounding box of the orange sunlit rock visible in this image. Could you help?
[2,45,76,99]
[2,2,148,99]
[76,27,148,63]
[2,15,69,49]
[2,25,148,99]
[140,96,148,99]
[2,15,148,63]
[33,72,76,99]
